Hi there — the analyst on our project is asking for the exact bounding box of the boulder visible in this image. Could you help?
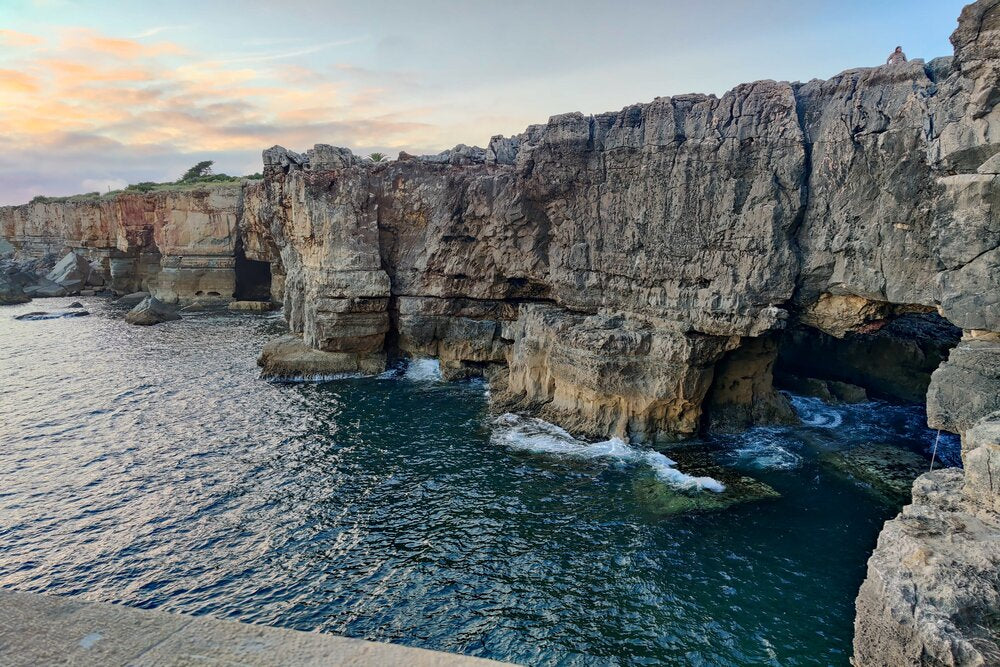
[22,277,68,298]
[124,296,180,325]
[116,291,149,306]
[0,274,30,305]
[45,251,92,286]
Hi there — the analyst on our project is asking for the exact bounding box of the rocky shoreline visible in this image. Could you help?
[2,0,999,662]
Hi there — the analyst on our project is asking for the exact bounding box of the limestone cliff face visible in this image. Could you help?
[0,185,245,301]
[241,2,999,443]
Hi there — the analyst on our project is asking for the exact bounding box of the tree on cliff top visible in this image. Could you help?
[369,152,386,163]
[179,160,214,182]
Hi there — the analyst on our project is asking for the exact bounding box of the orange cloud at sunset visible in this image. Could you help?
[0,24,502,204]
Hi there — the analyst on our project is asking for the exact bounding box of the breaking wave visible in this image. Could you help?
[402,358,443,382]
[491,413,725,492]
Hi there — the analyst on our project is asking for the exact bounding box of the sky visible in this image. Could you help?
[0,0,968,205]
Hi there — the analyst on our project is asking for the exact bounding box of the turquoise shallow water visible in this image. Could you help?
[0,297,959,665]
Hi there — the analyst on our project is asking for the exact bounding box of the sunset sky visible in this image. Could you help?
[1,0,967,204]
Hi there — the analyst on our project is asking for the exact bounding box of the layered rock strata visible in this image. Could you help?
[0,185,251,302]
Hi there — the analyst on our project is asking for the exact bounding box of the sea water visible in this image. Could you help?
[0,296,959,665]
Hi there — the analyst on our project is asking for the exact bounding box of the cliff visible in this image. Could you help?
[2,0,999,661]
[0,185,248,302]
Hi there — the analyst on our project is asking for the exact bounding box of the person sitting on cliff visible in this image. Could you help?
[886,46,907,66]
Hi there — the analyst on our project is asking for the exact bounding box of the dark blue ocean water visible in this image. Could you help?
[0,296,959,665]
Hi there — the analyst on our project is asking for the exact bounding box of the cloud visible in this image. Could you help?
[212,37,369,65]
[131,25,190,39]
[0,29,44,47]
[81,178,128,193]
[0,25,507,204]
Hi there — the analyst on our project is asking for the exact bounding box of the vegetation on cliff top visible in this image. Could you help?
[28,160,262,204]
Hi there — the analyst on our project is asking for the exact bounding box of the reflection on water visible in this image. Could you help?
[0,297,959,665]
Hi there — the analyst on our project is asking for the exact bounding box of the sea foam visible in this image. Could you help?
[491,413,725,492]
[402,358,443,382]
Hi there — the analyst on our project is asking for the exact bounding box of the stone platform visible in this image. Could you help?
[0,589,511,666]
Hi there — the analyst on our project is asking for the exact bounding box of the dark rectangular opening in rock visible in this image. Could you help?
[234,241,272,301]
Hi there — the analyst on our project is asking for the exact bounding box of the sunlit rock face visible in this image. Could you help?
[0,186,243,302]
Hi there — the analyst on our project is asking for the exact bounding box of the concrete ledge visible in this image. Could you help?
[0,589,512,666]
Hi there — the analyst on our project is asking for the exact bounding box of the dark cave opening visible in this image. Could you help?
[701,311,964,437]
[234,240,272,301]
[773,312,962,405]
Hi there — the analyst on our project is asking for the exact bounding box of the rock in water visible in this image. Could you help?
[125,296,180,326]
[257,334,384,380]
[820,443,929,502]
[14,310,90,320]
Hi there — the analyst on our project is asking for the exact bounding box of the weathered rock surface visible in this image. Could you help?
[124,296,180,326]
[854,468,1000,666]
[1,1,999,659]
[0,185,247,302]
[257,334,384,379]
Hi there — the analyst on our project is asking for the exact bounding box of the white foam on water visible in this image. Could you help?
[789,395,844,429]
[727,429,803,470]
[491,413,725,492]
[402,358,443,382]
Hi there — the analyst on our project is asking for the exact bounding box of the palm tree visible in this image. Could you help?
[369,152,387,163]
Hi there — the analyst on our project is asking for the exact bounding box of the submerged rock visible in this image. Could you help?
[14,310,89,320]
[633,473,779,516]
[125,296,180,326]
[820,442,929,502]
[257,334,385,379]
[633,444,780,515]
